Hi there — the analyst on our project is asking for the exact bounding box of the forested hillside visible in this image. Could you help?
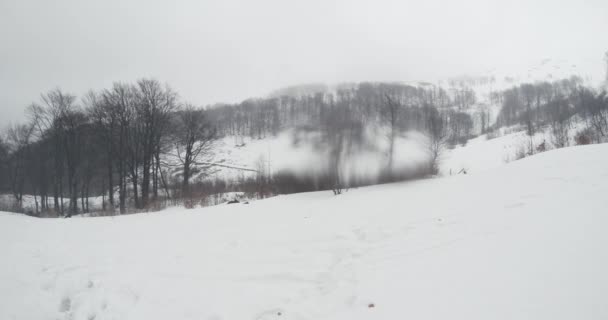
[1,75,607,217]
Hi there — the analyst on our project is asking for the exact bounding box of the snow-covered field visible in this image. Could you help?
[1,143,607,320]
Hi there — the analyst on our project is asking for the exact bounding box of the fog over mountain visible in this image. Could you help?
[1,0,607,127]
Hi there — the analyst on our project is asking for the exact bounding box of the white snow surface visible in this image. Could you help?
[1,144,608,320]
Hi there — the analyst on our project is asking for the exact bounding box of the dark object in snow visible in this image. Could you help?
[277,311,282,316]
[227,199,239,204]
[368,303,375,308]
[537,140,547,152]
[458,168,467,174]
[575,133,591,146]
[243,201,250,204]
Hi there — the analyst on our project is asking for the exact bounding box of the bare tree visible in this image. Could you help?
[5,123,35,209]
[478,104,490,134]
[521,84,536,136]
[382,94,401,176]
[101,83,136,214]
[254,155,270,199]
[62,108,87,216]
[86,91,116,211]
[579,89,607,141]
[548,97,572,148]
[0,136,8,192]
[424,104,447,175]
[134,79,178,209]
[321,97,363,195]
[171,105,217,199]
[28,89,83,216]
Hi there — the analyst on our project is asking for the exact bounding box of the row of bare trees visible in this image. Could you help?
[1,80,507,214]
[83,80,180,213]
[0,79,216,216]
[496,76,608,147]
[207,82,472,141]
[1,81,467,215]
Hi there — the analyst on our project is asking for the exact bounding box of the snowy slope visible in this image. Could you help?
[440,127,545,175]
[440,118,591,176]
[1,144,607,320]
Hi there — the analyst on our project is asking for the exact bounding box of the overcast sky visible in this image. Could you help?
[1,0,607,127]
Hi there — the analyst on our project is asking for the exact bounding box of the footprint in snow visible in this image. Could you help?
[59,296,71,312]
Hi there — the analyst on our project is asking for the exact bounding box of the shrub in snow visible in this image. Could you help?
[536,140,547,153]
[575,130,592,145]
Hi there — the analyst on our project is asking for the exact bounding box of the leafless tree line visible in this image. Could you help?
[0,81,480,213]
[10,78,602,214]
[207,82,474,143]
[0,79,216,216]
[495,76,608,148]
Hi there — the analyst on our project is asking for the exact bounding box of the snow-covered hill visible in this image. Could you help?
[193,64,596,185]
[1,144,607,320]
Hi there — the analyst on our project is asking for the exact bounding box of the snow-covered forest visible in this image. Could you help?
[1,74,607,216]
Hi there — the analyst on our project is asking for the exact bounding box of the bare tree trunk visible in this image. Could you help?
[119,169,126,214]
[182,157,191,199]
[80,186,85,214]
[387,128,395,175]
[69,174,77,216]
[153,150,160,201]
[160,169,171,200]
[131,159,139,209]
[33,194,39,216]
[119,128,126,214]
[102,177,106,211]
[85,179,90,213]
[141,156,150,208]
[107,154,114,207]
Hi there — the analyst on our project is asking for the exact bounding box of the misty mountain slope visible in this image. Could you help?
[176,68,592,185]
[178,128,431,184]
[1,144,607,320]
[192,116,577,183]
